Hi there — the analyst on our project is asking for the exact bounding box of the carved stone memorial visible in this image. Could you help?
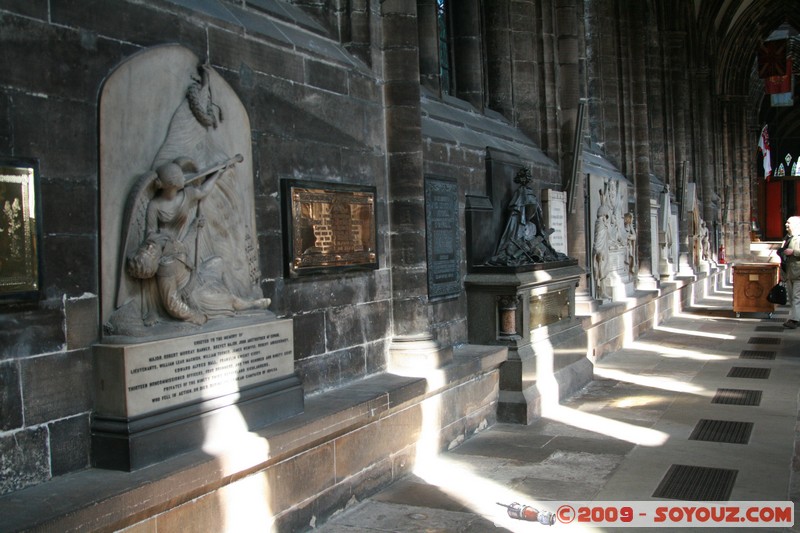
[588,174,636,300]
[464,148,589,424]
[658,185,677,280]
[94,45,302,470]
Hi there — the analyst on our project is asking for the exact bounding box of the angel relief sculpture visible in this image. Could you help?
[105,64,268,337]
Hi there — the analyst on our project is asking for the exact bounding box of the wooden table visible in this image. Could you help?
[732,262,780,317]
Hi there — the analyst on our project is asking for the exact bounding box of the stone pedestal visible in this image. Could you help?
[465,263,590,424]
[92,318,303,470]
[388,333,454,372]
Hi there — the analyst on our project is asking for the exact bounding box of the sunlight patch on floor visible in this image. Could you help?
[593,367,706,395]
[413,453,604,532]
[653,324,735,340]
[622,339,729,361]
[541,403,669,447]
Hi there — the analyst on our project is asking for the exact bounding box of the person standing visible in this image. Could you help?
[780,216,800,329]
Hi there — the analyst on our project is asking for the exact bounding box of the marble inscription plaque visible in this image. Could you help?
[425,177,461,298]
[542,189,568,256]
[95,319,293,418]
[609,248,625,275]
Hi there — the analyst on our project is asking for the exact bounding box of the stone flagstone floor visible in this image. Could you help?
[316,285,800,532]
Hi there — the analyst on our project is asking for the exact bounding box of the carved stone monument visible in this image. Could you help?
[465,148,589,424]
[94,45,302,470]
[658,185,677,280]
[588,175,635,300]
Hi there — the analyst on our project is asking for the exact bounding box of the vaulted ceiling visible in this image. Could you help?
[697,0,800,163]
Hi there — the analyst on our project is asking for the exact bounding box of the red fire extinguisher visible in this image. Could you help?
[718,244,726,264]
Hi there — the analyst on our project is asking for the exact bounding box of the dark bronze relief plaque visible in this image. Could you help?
[529,288,570,329]
[282,180,378,277]
[425,176,461,298]
[0,158,41,300]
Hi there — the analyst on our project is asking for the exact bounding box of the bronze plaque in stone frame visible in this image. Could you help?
[529,288,571,330]
[282,180,378,277]
[0,158,41,300]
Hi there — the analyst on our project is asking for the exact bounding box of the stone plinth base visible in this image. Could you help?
[497,320,591,424]
[92,318,303,470]
[465,263,591,425]
[92,374,303,471]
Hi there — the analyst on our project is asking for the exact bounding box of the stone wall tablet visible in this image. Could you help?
[94,319,293,418]
[425,176,461,298]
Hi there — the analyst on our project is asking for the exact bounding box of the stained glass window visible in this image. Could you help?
[786,153,792,166]
[793,161,800,176]
[776,163,786,177]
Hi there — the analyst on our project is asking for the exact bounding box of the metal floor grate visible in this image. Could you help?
[754,325,785,332]
[727,366,771,379]
[711,388,762,406]
[739,350,776,360]
[746,337,781,345]
[652,464,738,500]
[689,419,753,444]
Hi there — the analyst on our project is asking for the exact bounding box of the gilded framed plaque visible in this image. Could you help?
[0,157,41,300]
[282,180,378,277]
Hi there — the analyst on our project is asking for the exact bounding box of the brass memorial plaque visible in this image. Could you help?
[529,288,571,329]
[0,158,41,300]
[282,180,378,276]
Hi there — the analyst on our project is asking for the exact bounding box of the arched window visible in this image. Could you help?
[437,0,452,94]
[418,0,486,108]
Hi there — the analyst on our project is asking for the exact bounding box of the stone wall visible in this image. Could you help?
[0,0,390,495]
[0,0,565,498]
[0,0,750,506]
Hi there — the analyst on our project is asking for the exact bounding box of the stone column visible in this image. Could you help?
[665,30,695,278]
[555,0,593,311]
[646,24,667,187]
[719,96,748,261]
[732,98,751,259]
[382,0,452,370]
[629,3,658,291]
[694,68,718,240]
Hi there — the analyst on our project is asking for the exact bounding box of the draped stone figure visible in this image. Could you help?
[624,212,638,276]
[487,167,568,267]
[592,187,612,299]
[700,220,711,262]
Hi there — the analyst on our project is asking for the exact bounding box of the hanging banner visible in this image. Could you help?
[758,39,788,78]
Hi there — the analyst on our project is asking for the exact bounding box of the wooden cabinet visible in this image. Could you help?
[732,263,780,317]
